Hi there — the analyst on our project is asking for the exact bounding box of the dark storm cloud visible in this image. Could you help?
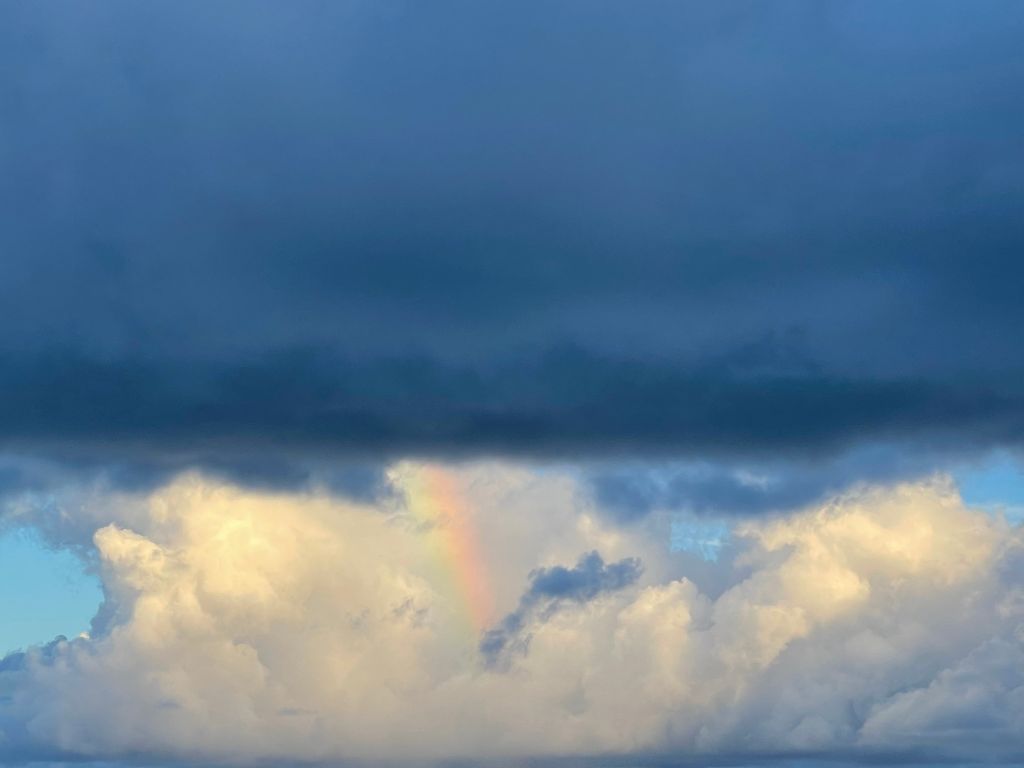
[1,0,1023,471]
[1,343,1022,466]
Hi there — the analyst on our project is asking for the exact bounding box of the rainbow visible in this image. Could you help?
[403,465,493,633]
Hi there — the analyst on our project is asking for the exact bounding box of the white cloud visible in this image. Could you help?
[1,466,1022,763]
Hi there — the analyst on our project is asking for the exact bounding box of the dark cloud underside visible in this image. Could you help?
[1,0,1023,467]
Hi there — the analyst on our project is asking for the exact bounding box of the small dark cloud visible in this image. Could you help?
[525,551,643,603]
[481,551,642,666]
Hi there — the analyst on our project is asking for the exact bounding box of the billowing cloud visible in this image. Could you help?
[2,465,1022,763]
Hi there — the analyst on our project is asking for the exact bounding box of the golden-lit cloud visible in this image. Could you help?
[1,467,1022,763]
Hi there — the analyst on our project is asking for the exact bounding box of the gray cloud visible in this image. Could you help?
[0,2,1021,476]
[481,551,643,665]
[588,443,962,521]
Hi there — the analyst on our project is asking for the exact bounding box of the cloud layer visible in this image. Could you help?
[1,2,1024,473]
[2,466,1023,764]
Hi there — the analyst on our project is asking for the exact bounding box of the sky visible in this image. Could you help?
[2,1,1024,766]
[0,529,101,656]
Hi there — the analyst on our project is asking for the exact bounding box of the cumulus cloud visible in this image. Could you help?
[1,465,1022,764]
